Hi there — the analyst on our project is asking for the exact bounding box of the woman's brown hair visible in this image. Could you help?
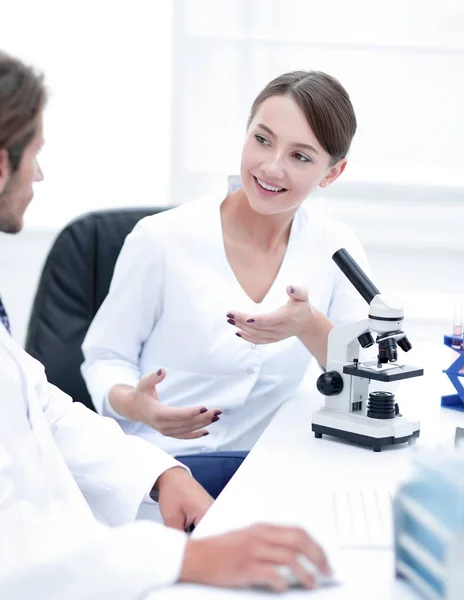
[247,71,357,165]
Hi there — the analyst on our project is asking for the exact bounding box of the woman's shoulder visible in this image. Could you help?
[298,205,360,248]
[135,194,219,237]
[298,206,368,273]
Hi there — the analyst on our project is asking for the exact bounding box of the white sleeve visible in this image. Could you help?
[0,478,187,600]
[40,380,187,525]
[327,222,371,326]
[0,345,187,600]
[81,220,165,418]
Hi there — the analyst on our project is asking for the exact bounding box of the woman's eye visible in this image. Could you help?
[293,152,311,163]
[255,134,270,146]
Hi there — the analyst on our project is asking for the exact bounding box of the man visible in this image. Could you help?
[0,51,329,598]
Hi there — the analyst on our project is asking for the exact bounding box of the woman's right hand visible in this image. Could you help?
[109,369,221,439]
[180,523,331,592]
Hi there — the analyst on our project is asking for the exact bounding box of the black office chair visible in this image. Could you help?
[25,207,172,410]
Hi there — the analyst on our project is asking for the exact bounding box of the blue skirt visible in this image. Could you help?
[175,451,249,499]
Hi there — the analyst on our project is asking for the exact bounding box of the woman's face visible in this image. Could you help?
[240,94,346,216]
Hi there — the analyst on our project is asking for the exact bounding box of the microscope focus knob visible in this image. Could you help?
[316,371,344,396]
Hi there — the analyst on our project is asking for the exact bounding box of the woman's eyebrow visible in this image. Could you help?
[256,123,319,154]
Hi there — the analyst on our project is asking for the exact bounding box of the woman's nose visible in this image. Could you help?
[261,155,285,180]
[34,159,44,182]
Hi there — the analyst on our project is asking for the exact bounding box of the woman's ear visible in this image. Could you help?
[319,159,347,188]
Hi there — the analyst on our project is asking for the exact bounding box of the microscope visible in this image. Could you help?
[312,248,423,452]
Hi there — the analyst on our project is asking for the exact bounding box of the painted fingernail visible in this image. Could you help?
[203,432,209,436]
[226,313,235,319]
[235,332,242,337]
[246,318,255,323]
[227,319,236,325]
[214,410,222,416]
[157,369,162,376]
[200,407,208,414]
[290,286,295,294]
[211,416,220,423]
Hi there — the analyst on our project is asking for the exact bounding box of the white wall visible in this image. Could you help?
[1,0,174,230]
[0,0,462,350]
[171,0,464,201]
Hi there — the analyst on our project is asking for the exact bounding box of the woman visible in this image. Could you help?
[82,70,369,497]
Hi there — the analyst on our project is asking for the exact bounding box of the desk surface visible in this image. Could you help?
[152,343,464,599]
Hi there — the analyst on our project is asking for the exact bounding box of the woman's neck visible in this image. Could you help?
[221,188,296,252]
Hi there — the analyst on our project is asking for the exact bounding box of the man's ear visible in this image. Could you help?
[0,149,12,194]
[319,159,347,188]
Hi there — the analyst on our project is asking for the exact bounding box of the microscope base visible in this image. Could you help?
[312,407,420,452]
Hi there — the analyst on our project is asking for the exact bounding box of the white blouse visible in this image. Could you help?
[82,188,369,457]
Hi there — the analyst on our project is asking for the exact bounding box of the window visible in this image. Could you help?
[171,0,463,340]
[171,0,464,200]
[2,0,174,230]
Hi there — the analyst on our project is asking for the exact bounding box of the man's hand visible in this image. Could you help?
[109,369,221,439]
[155,466,214,531]
[180,523,331,592]
[227,285,312,344]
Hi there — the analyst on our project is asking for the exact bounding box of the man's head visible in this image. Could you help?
[0,52,46,234]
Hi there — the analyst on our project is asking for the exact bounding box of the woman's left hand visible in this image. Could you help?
[226,286,313,344]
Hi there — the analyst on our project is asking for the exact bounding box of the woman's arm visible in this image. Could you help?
[225,285,333,369]
[296,304,334,369]
[107,372,217,439]
[226,223,369,369]
[81,219,220,435]
[81,219,165,418]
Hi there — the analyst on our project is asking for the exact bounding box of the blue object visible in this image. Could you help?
[394,451,464,599]
[175,451,249,499]
[441,335,464,412]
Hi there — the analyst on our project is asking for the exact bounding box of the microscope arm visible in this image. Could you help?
[326,318,370,370]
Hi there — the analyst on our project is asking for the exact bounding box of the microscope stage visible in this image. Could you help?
[343,362,424,382]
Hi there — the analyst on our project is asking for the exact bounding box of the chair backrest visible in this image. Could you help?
[25,207,171,410]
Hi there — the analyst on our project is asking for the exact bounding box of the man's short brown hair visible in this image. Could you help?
[0,52,46,171]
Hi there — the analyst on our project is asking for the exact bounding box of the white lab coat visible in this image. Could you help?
[0,324,187,600]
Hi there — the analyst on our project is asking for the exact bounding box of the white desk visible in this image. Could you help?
[152,343,464,599]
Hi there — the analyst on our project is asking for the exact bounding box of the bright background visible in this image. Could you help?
[0,0,462,350]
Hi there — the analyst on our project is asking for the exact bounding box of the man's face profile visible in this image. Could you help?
[0,112,44,234]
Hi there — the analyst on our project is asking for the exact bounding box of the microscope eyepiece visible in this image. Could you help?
[332,248,380,305]
[333,248,414,363]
